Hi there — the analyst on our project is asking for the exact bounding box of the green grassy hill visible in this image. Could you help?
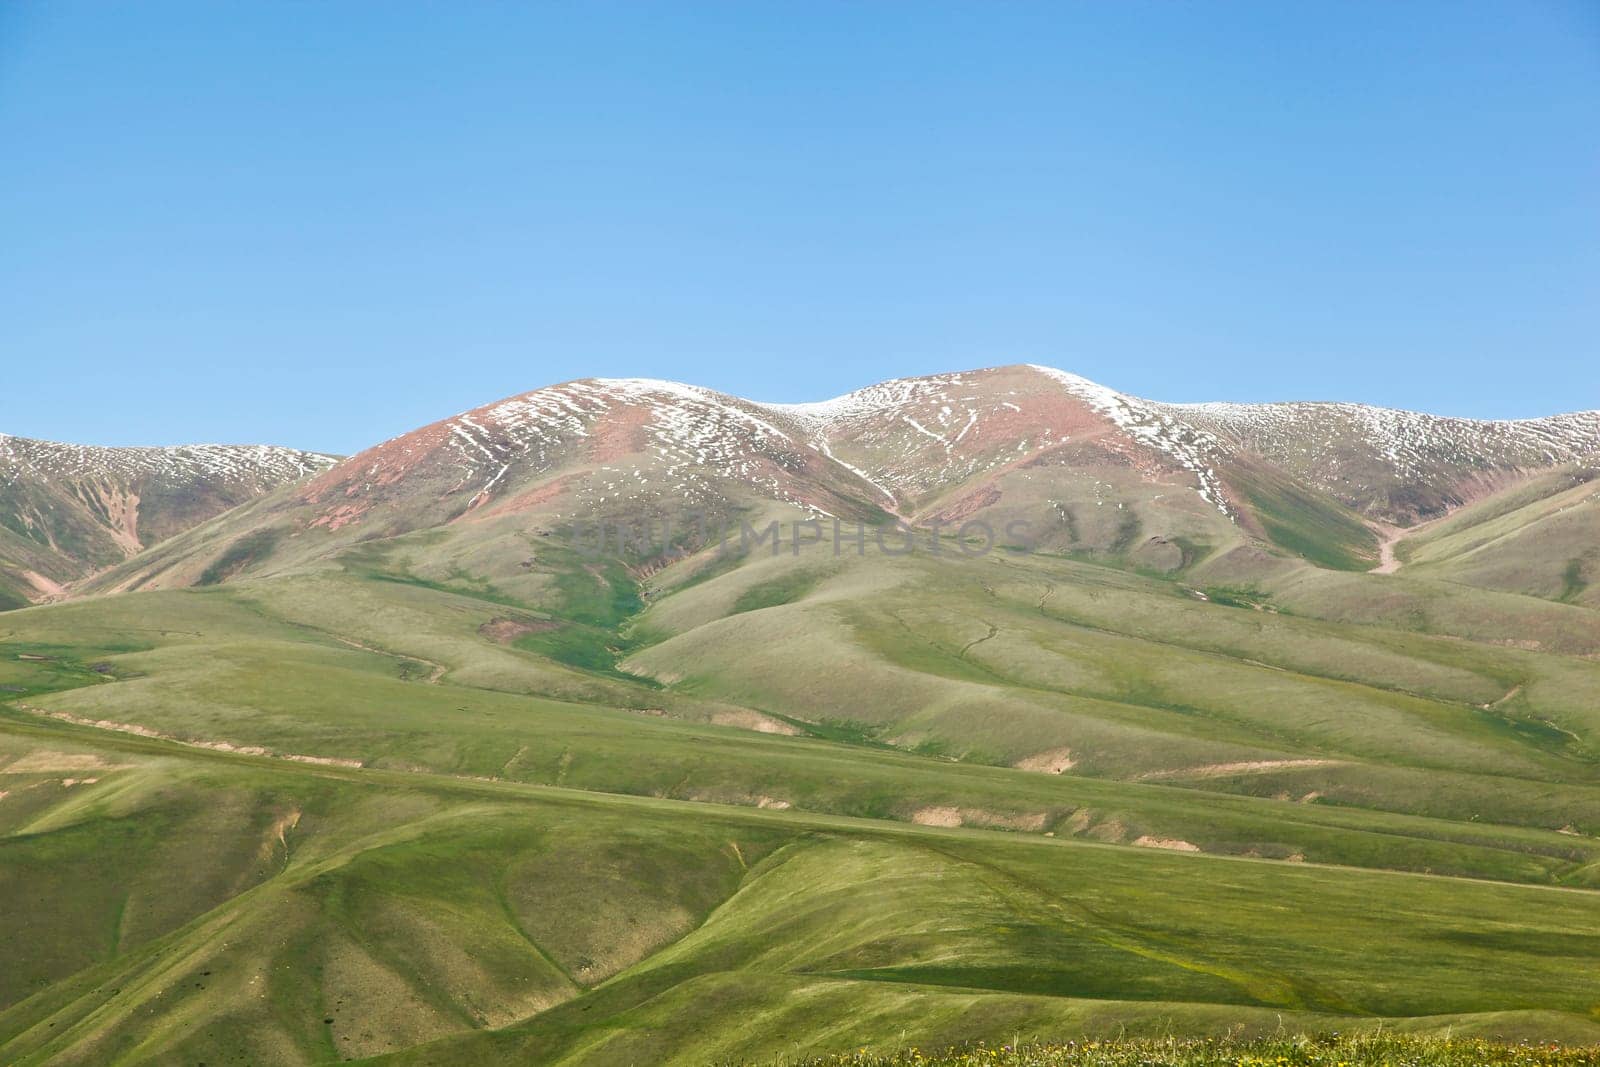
[4,369,1599,1064]
[1393,467,1600,607]
[775,1035,1600,1066]
[5,514,1600,1064]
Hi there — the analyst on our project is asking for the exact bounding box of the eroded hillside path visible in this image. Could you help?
[1372,528,1405,574]
[330,634,448,683]
[1369,511,1454,575]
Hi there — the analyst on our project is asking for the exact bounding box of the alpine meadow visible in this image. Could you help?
[3,363,1600,1065]
[6,0,1600,1058]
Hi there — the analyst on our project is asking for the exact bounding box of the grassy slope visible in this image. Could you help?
[778,1035,1600,1066]
[4,494,1600,1064]
[1395,469,1600,607]
[5,579,1598,884]
[6,721,1600,1067]
[1228,465,1381,572]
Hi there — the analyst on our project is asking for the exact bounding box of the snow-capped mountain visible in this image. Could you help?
[1169,399,1600,521]
[769,365,1599,523]
[0,434,336,606]
[49,365,1600,598]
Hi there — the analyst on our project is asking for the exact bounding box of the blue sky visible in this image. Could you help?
[2,1,1596,454]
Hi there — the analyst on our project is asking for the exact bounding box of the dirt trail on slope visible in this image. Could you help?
[331,635,447,683]
[1486,684,1524,710]
[20,570,69,600]
[1372,529,1406,574]
[1370,520,1436,574]
[1369,511,1454,575]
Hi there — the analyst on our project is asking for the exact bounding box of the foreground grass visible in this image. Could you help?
[6,532,1600,1064]
[781,1035,1600,1066]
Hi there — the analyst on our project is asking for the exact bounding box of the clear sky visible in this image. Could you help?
[2,1,1596,454]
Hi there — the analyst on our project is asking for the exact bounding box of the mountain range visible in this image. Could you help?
[2,365,1599,1065]
[0,435,335,610]
[18,364,1594,606]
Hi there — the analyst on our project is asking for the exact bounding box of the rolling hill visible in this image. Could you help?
[2,365,1598,1065]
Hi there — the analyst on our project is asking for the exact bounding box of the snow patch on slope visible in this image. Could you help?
[0,434,335,490]
[766,373,972,431]
[382,366,1600,524]
[765,373,1030,500]
[1028,366,1232,515]
[436,378,827,512]
[1169,399,1600,489]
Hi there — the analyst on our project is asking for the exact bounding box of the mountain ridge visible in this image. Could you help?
[405,363,1600,523]
[54,363,1600,604]
[4,371,1600,1064]
[0,433,337,607]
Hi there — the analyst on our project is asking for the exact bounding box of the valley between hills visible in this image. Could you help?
[2,363,1599,1065]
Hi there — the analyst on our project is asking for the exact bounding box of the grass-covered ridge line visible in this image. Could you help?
[776,1036,1600,1066]
[3,459,1599,1063]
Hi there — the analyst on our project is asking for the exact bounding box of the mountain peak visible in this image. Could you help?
[304,363,1600,535]
[79,363,1600,596]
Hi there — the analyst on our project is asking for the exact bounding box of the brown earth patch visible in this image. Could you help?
[31,708,362,768]
[298,421,451,505]
[911,806,963,828]
[82,484,142,555]
[309,502,372,531]
[709,708,801,736]
[281,753,364,768]
[1138,758,1342,781]
[20,570,69,598]
[1013,747,1075,774]
[589,405,654,463]
[473,474,580,520]
[1085,817,1128,843]
[478,615,560,644]
[1133,835,1201,852]
[259,809,302,863]
[2,750,122,773]
[910,806,1049,831]
[929,484,1002,524]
